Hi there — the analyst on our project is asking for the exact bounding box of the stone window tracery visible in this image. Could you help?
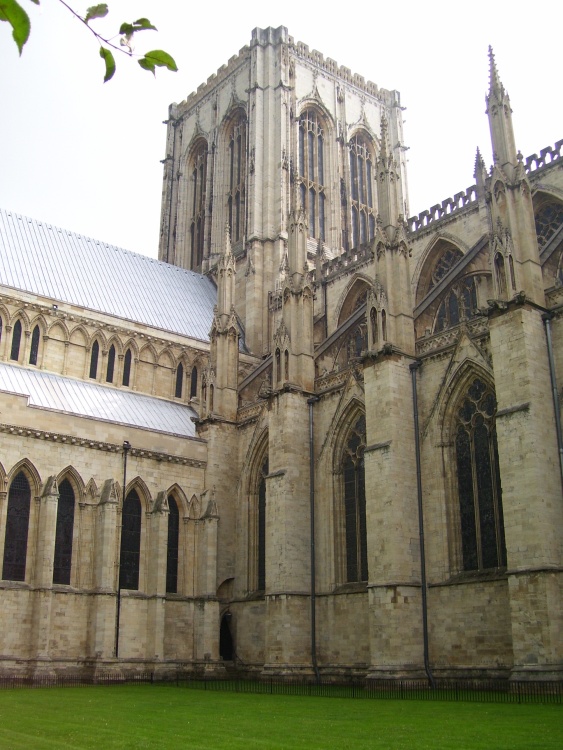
[349,135,376,248]
[53,478,75,585]
[454,378,506,572]
[429,248,463,291]
[189,141,208,270]
[535,201,563,249]
[342,415,367,583]
[299,110,327,242]
[227,114,246,244]
[435,277,479,332]
[2,471,31,581]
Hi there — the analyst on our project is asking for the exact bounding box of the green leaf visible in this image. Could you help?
[0,0,31,54]
[139,49,178,73]
[99,46,115,82]
[29,0,39,4]
[85,4,108,24]
[132,18,157,31]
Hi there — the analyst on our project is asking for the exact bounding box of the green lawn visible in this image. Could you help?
[0,685,560,749]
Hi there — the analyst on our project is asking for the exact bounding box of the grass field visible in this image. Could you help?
[0,685,560,749]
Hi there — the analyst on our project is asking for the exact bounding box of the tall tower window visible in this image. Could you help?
[455,378,506,571]
[299,110,327,242]
[349,135,376,247]
[227,114,246,243]
[189,141,208,270]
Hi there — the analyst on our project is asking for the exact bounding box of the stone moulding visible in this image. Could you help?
[0,423,206,468]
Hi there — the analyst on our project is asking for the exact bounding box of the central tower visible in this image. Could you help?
[159,26,409,357]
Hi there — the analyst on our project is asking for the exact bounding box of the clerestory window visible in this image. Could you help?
[299,110,327,242]
[349,135,376,248]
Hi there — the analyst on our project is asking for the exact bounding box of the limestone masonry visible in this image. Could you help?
[0,27,561,682]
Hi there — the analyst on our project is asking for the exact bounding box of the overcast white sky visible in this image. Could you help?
[1,1,560,258]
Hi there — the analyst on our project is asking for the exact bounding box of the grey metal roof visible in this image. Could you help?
[0,209,216,341]
[0,362,198,438]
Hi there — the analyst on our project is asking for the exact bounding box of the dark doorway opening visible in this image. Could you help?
[219,614,234,661]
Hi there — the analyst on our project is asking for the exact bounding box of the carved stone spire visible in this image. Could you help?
[486,46,517,172]
[474,147,488,198]
[288,167,307,286]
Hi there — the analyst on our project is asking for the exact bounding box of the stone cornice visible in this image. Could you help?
[0,423,206,468]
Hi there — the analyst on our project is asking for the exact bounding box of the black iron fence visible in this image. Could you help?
[0,672,560,704]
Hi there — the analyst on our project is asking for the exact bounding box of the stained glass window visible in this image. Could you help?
[53,479,75,585]
[10,319,22,361]
[29,325,40,365]
[343,416,368,582]
[166,496,179,594]
[455,379,506,571]
[535,201,563,249]
[2,471,31,581]
[119,490,142,590]
[257,456,268,591]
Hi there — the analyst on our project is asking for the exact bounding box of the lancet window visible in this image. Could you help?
[189,141,208,270]
[166,495,180,594]
[454,378,506,572]
[10,319,22,361]
[2,471,31,581]
[53,479,75,585]
[119,490,142,590]
[29,325,40,365]
[106,344,116,383]
[190,366,198,398]
[342,415,368,583]
[122,348,132,387]
[175,363,184,398]
[89,340,99,379]
[227,113,246,244]
[299,109,327,242]
[257,455,268,591]
[349,135,376,248]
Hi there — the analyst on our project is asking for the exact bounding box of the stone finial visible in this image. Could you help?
[488,46,505,99]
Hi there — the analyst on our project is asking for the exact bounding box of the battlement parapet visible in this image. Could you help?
[319,243,373,282]
[177,45,251,113]
[525,139,563,173]
[408,186,478,233]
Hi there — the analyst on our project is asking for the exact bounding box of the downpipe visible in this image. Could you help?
[409,362,435,689]
[307,396,320,684]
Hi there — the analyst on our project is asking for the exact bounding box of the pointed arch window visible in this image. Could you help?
[10,319,22,361]
[106,344,116,383]
[257,456,268,591]
[122,348,132,387]
[455,378,506,571]
[342,415,368,582]
[53,479,75,585]
[119,490,142,590]
[29,325,40,365]
[189,141,208,270]
[175,362,184,398]
[535,201,563,250]
[227,113,246,243]
[435,277,479,333]
[89,340,99,379]
[190,366,198,398]
[299,110,327,242]
[2,471,31,581]
[349,135,376,248]
[166,496,180,594]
